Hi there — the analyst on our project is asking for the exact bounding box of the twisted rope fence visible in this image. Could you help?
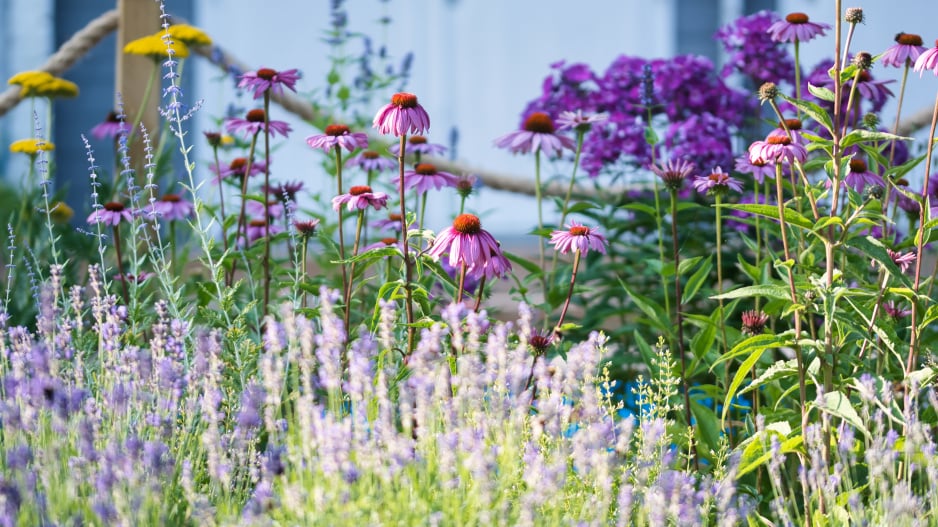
[1,8,934,199]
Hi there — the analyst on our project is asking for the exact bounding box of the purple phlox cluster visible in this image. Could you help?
[331,185,389,212]
[237,67,300,99]
[881,33,926,68]
[665,113,736,174]
[767,12,831,43]
[225,109,292,139]
[494,111,575,157]
[521,60,600,127]
[549,221,608,255]
[913,39,938,76]
[692,166,743,195]
[396,163,459,194]
[306,124,369,153]
[715,11,795,86]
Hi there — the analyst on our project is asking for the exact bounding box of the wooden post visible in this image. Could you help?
[115,0,161,169]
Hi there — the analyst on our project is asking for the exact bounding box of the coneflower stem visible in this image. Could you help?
[398,134,416,352]
[456,262,467,305]
[170,220,177,278]
[715,194,730,402]
[550,131,585,287]
[300,236,310,309]
[419,191,428,232]
[908,89,938,374]
[335,147,349,316]
[534,150,548,302]
[669,189,694,454]
[344,209,366,329]
[229,131,260,286]
[211,144,229,255]
[112,225,129,306]
[262,92,272,320]
[889,63,911,165]
[474,276,487,313]
[554,249,581,334]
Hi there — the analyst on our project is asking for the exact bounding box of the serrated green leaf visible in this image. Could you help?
[841,129,911,149]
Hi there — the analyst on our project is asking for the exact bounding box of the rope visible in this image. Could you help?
[0,7,932,198]
[0,10,119,117]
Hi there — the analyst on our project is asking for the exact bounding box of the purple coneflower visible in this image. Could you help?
[734,155,775,184]
[881,33,926,68]
[556,110,609,132]
[347,150,396,172]
[426,214,511,280]
[883,300,912,319]
[388,136,447,157]
[741,310,770,335]
[362,237,404,253]
[767,12,830,43]
[398,163,459,194]
[331,185,389,212]
[114,272,154,284]
[527,330,554,355]
[306,124,368,153]
[549,221,608,255]
[887,248,916,273]
[913,39,938,76]
[493,112,575,157]
[226,109,292,139]
[293,218,320,237]
[90,111,124,140]
[843,158,884,192]
[768,119,807,145]
[243,219,284,246]
[214,157,268,183]
[264,181,304,204]
[748,135,807,165]
[87,202,134,226]
[372,212,404,233]
[238,67,300,99]
[692,166,743,195]
[247,199,285,219]
[650,159,695,192]
[373,92,431,136]
[150,193,194,221]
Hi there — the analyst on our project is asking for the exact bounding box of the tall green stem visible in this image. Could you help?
[397,135,416,352]
[553,250,581,334]
[335,147,349,315]
[533,150,547,301]
[229,132,260,286]
[715,194,729,359]
[344,209,366,328]
[262,93,272,320]
[668,190,693,445]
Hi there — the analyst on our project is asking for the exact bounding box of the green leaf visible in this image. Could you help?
[780,94,834,134]
[619,278,670,333]
[504,251,541,276]
[741,358,798,394]
[737,433,803,479]
[720,203,813,230]
[711,284,790,301]
[690,399,721,452]
[682,256,713,304]
[819,391,869,438]
[677,256,702,276]
[845,236,911,288]
[841,129,911,149]
[565,202,597,214]
[721,344,769,425]
[621,202,659,217]
[806,82,835,102]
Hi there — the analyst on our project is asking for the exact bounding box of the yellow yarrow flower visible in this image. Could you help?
[167,24,212,46]
[8,71,78,98]
[123,34,190,59]
[49,202,74,224]
[9,138,55,155]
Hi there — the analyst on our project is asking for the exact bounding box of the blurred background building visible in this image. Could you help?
[2,0,937,234]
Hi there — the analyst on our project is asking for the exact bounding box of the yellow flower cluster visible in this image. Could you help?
[123,24,212,59]
[9,138,55,156]
[49,202,74,224]
[7,71,79,98]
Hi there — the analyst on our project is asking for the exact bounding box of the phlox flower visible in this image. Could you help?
[225,109,291,139]
[373,92,431,136]
[494,112,575,157]
[549,221,608,255]
[306,124,368,153]
[238,67,300,99]
[332,186,389,212]
[426,214,511,280]
[767,12,830,43]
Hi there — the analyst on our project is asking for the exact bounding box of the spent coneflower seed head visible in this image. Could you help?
[528,332,552,355]
[741,310,770,335]
[864,184,884,201]
[853,52,873,70]
[845,7,864,24]
[758,82,779,102]
[863,113,880,129]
